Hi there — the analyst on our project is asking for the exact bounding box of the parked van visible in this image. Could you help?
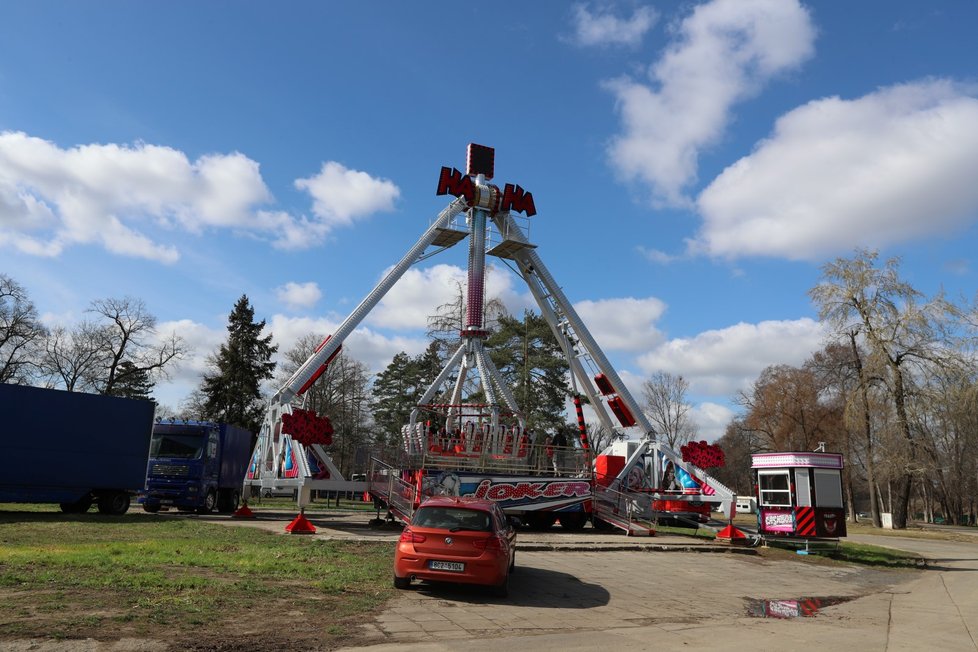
[736,497,757,514]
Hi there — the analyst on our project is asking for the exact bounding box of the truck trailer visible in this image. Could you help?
[142,420,252,514]
[0,383,156,514]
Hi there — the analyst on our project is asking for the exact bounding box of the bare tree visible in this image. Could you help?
[586,422,618,455]
[642,371,695,449]
[426,280,508,358]
[809,248,960,529]
[88,297,185,396]
[40,322,103,392]
[0,274,47,384]
[277,334,373,477]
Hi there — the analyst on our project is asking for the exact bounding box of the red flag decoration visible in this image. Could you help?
[281,408,334,447]
[680,440,726,469]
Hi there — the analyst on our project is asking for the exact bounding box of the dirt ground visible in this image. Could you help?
[0,510,922,651]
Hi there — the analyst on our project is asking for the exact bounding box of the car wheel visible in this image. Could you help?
[491,572,510,598]
[393,575,411,590]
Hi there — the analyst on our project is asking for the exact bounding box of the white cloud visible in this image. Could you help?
[638,318,826,396]
[295,161,399,229]
[690,402,736,443]
[569,4,658,47]
[637,246,680,264]
[694,80,978,260]
[368,263,534,330]
[0,132,402,262]
[605,0,815,205]
[276,281,322,310]
[574,297,666,351]
[266,314,429,377]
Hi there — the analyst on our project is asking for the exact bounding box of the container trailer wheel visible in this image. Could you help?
[59,496,93,514]
[97,492,131,515]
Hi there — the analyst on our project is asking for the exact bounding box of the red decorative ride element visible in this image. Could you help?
[680,440,726,469]
[281,408,334,447]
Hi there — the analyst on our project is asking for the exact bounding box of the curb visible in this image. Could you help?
[516,543,759,554]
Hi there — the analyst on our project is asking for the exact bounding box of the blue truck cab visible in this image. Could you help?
[142,420,252,514]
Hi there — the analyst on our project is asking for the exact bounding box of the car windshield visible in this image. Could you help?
[412,506,492,532]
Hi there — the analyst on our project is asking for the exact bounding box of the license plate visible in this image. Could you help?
[429,560,464,572]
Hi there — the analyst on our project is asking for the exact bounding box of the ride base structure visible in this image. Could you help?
[244,144,736,535]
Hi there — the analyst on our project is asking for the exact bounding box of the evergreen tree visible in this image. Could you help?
[199,295,277,434]
[486,311,569,434]
[371,342,444,445]
[106,360,155,401]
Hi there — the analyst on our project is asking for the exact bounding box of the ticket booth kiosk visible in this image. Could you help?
[752,452,846,538]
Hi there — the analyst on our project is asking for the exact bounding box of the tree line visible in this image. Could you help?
[714,249,978,529]
[18,249,970,533]
[3,274,698,484]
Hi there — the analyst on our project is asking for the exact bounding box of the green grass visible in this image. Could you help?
[0,510,395,647]
[828,542,925,568]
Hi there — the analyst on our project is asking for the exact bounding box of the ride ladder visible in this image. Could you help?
[592,484,656,537]
[368,457,417,523]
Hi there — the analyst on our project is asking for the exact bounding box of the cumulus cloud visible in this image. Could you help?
[0,132,402,261]
[569,3,658,47]
[276,281,322,310]
[690,401,736,442]
[266,314,429,376]
[693,80,978,260]
[637,246,681,264]
[574,296,666,351]
[605,0,815,205]
[368,263,534,331]
[638,318,826,396]
[295,161,399,230]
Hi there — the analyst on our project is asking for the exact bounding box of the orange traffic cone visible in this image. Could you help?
[232,501,255,518]
[285,509,316,534]
[716,523,749,545]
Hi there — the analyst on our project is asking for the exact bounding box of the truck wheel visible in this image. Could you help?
[97,492,131,515]
[60,496,93,514]
[525,512,557,530]
[558,513,588,531]
[591,516,614,531]
[142,503,161,513]
[217,489,241,513]
[197,490,217,515]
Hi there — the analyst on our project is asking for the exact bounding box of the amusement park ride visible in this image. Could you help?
[244,144,737,535]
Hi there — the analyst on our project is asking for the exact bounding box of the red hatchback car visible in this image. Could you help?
[394,496,517,597]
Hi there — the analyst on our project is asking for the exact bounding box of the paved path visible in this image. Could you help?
[848,533,978,651]
[337,532,978,651]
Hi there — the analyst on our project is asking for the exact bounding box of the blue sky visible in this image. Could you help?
[3,1,978,440]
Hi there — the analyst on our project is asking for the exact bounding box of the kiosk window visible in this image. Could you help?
[758,471,792,507]
[814,469,843,508]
